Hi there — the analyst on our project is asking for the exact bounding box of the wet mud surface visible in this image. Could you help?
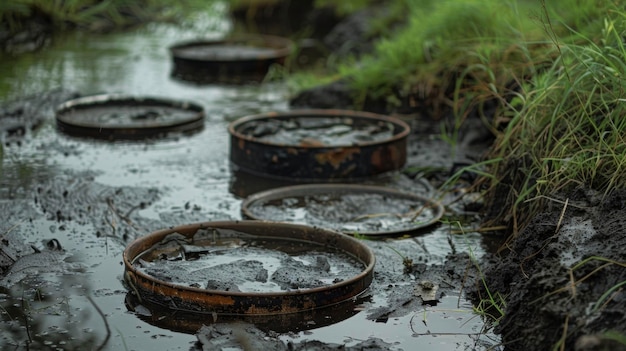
[244,190,441,235]
[135,236,365,292]
[0,86,496,350]
[471,189,626,351]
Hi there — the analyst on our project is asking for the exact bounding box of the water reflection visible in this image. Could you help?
[0,275,101,350]
[0,10,230,103]
[0,152,56,199]
[125,291,369,334]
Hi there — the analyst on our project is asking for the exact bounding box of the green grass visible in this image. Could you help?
[288,0,626,236]
[293,0,543,114]
[0,0,213,33]
[484,2,626,234]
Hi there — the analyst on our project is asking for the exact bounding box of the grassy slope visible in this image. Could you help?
[296,0,624,235]
[0,0,212,32]
[485,2,626,234]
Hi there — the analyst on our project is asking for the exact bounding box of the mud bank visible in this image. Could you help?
[471,190,626,351]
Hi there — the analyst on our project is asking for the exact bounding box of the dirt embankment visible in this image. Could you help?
[472,189,626,351]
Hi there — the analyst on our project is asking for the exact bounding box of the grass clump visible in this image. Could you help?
[291,0,610,117]
[0,0,210,33]
[484,3,626,234]
[325,0,541,116]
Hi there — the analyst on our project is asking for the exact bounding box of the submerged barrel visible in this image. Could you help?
[228,109,410,181]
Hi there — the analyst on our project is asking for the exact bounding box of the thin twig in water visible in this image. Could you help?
[555,198,569,234]
[1,220,23,240]
[87,295,111,351]
[106,198,143,232]
[449,225,508,234]
[22,290,32,344]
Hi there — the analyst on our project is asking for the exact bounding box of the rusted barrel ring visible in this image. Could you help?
[122,220,375,315]
[228,109,410,181]
[170,34,294,84]
[55,94,205,140]
[242,184,444,236]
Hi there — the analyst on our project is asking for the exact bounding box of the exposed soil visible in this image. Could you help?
[471,189,626,351]
[0,87,495,350]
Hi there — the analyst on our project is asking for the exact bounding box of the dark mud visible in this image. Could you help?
[470,189,626,351]
[239,117,395,146]
[193,323,396,351]
[0,90,80,142]
[244,190,440,235]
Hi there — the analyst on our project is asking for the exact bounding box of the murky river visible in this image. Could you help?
[0,4,500,350]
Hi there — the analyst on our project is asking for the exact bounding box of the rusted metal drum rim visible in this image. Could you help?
[124,289,367,334]
[170,34,294,62]
[122,220,375,316]
[228,109,411,181]
[55,94,205,140]
[241,184,445,236]
[170,34,294,84]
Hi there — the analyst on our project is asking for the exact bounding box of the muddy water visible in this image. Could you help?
[239,117,395,146]
[0,6,500,351]
[246,192,440,234]
[134,236,364,292]
[174,44,279,60]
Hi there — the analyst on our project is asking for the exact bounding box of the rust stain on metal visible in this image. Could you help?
[123,220,375,315]
[299,138,325,147]
[314,148,360,169]
[370,145,401,170]
[238,138,245,150]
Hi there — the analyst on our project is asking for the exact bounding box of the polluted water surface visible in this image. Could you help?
[246,192,440,234]
[240,117,396,146]
[174,44,279,60]
[134,234,365,292]
[0,4,501,351]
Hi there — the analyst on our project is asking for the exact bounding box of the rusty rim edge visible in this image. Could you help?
[241,184,445,236]
[227,109,411,149]
[169,34,294,62]
[55,93,205,130]
[123,220,375,299]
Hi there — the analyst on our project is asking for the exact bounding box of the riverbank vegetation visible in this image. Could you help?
[485,3,626,236]
[290,0,625,237]
[0,0,205,32]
